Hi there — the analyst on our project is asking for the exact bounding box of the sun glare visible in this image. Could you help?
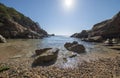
[64,0,74,9]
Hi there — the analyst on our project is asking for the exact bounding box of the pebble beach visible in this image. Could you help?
[0,38,120,78]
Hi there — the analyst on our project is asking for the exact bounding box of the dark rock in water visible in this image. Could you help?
[0,3,48,39]
[32,48,59,66]
[69,44,85,53]
[64,41,85,54]
[63,58,67,63]
[35,48,52,55]
[0,35,6,43]
[73,41,78,44]
[49,34,55,36]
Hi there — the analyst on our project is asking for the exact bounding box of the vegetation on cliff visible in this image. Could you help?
[0,3,48,39]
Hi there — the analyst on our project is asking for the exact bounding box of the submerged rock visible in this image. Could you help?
[64,41,85,53]
[68,52,77,58]
[35,48,52,55]
[33,48,59,66]
[0,35,6,43]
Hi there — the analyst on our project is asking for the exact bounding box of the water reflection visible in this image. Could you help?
[36,36,95,50]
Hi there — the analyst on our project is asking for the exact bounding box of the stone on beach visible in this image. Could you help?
[81,36,103,42]
[112,38,118,44]
[0,34,7,43]
[33,48,59,66]
[104,38,119,46]
[64,41,85,53]
[88,36,103,42]
[104,38,112,43]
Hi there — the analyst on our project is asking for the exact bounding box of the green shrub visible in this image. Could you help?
[0,66,10,72]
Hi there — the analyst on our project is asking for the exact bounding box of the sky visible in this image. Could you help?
[0,0,120,35]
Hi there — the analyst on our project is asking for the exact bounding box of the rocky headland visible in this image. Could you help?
[0,3,48,39]
[71,11,120,42]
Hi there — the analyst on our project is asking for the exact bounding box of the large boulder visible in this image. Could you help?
[33,48,59,66]
[64,41,85,53]
[0,35,6,43]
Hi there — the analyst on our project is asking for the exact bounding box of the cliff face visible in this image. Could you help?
[90,12,120,38]
[0,3,48,39]
[71,11,120,39]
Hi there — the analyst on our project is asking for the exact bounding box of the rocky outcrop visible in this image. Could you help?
[0,3,48,39]
[71,11,120,42]
[71,30,89,38]
[90,12,120,38]
[0,34,6,43]
[64,41,85,53]
[33,48,59,66]
[49,34,55,36]
[82,36,103,42]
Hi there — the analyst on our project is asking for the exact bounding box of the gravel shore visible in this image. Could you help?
[0,55,120,78]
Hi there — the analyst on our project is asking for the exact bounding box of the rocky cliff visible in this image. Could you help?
[0,3,48,39]
[71,11,120,40]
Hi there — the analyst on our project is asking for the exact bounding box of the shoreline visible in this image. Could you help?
[0,39,120,78]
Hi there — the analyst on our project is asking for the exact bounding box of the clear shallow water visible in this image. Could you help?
[36,35,95,52]
[33,36,98,68]
[1,36,119,68]
[33,36,119,68]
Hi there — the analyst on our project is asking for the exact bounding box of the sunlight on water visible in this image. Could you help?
[34,36,97,68]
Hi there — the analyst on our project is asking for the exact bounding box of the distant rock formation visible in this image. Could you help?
[71,30,89,38]
[0,3,48,39]
[71,11,120,42]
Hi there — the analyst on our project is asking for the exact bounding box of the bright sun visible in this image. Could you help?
[64,0,74,9]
